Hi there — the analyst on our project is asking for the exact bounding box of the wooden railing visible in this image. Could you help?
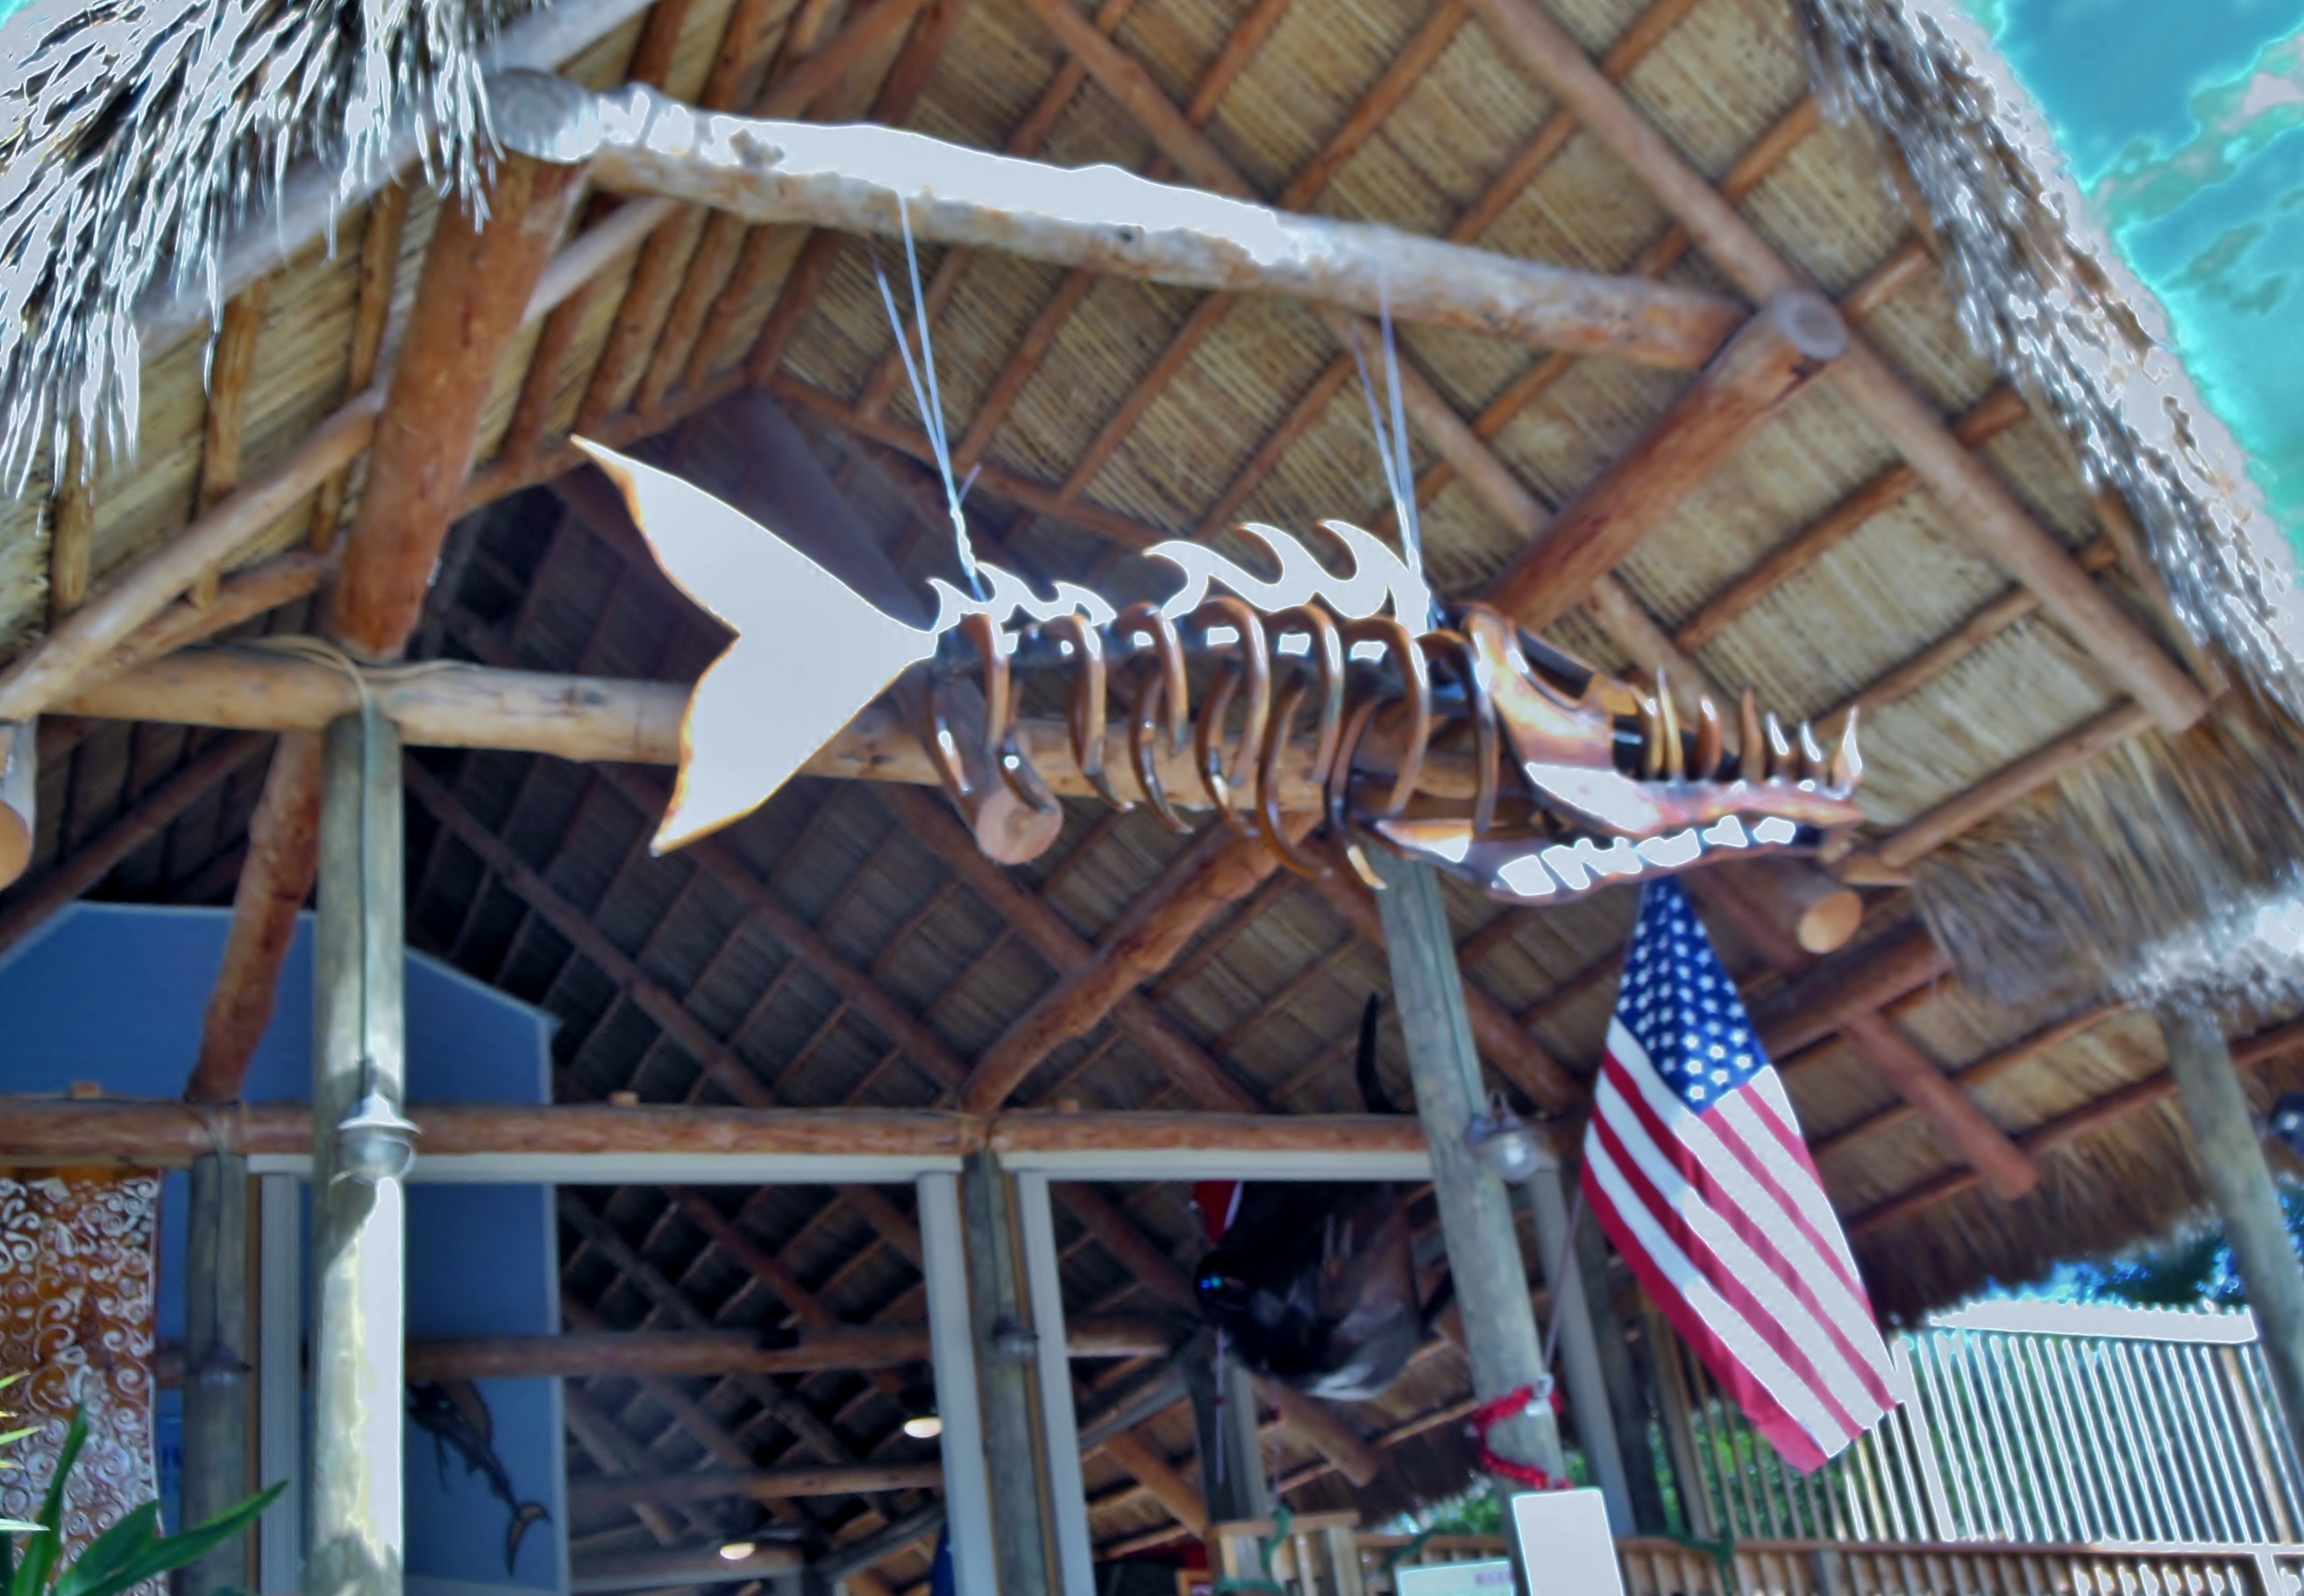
[1211,1526,2304,1596]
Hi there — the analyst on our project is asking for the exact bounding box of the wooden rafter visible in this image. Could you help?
[0,732,271,956]
[1695,875,2035,1199]
[184,732,322,1103]
[1457,0,2206,735]
[955,821,1304,1113]
[1851,1015,2304,1237]
[1672,384,2029,653]
[191,279,274,609]
[879,783,1264,1114]
[332,153,582,660]
[851,0,1151,419]
[911,0,1295,477]
[722,0,956,387]
[1300,865,1579,1113]
[1178,0,1710,542]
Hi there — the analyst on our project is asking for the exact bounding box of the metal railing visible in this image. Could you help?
[1653,1300,2304,1551]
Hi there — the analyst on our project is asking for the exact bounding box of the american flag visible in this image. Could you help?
[1581,878,1896,1470]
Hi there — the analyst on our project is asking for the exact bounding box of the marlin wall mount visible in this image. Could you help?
[581,441,1864,907]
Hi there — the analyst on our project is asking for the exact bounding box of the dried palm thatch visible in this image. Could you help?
[1795,0,2304,715]
[1915,691,2304,1014]
[0,0,539,485]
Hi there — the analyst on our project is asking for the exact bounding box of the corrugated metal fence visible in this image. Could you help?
[1653,1300,2304,1549]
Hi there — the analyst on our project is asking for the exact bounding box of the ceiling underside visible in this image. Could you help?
[1,0,2294,1574]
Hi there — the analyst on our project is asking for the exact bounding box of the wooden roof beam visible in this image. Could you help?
[955,821,1304,1112]
[906,0,1301,481]
[1456,0,2208,735]
[495,79,1747,373]
[332,154,582,660]
[185,732,323,1104]
[581,0,938,430]
[1482,289,1847,634]
[0,731,272,959]
[851,0,1163,419]
[182,153,579,1107]
[559,1191,863,1467]
[1851,1014,2304,1238]
[1696,875,2037,1200]
[1117,0,1704,532]
[877,783,1264,1114]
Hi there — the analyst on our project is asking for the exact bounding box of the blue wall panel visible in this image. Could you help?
[0,903,566,1593]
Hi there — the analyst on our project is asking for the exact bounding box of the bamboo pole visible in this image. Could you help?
[1366,847,1565,1502]
[2160,1006,2304,1467]
[490,75,1743,370]
[183,1152,253,1596]
[309,713,408,1596]
[961,1151,1057,1596]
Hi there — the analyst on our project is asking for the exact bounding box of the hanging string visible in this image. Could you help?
[1348,283,1435,630]
[871,196,986,600]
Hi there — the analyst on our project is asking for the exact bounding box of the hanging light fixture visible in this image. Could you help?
[336,1078,419,1185]
[902,1413,944,1440]
[1466,1093,1546,1185]
[719,1542,758,1563]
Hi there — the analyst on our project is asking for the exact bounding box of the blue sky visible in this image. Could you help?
[1966,0,2304,545]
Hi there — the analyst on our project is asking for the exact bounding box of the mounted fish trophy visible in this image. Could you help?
[578,440,1865,901]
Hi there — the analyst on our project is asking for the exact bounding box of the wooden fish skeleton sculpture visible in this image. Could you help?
[580,441,1865,901]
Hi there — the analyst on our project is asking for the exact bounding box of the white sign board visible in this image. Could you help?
[1396,1561,1518,1596]
[1510,1490,1625,1596]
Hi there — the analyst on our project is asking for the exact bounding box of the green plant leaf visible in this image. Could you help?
[61,1484,282,1596]
[45,1505,159,1596]
[18,1409,89,1596]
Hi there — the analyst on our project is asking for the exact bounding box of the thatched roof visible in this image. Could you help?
[6,0,2304,1568]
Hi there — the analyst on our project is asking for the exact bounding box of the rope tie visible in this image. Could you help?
[1469,1380,1566,1491]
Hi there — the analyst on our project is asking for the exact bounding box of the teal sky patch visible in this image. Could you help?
[1968,0,2304,547]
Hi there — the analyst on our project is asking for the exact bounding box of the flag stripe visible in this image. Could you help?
[1588,1086,1865,1438]
[1746,1072,1869,1283]
[1582,1145,1834,1471]
[1609,1018,1892,1388]
[1596,1051,1891,1419]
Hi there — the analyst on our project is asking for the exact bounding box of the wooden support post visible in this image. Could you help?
[1016,1171,1096,1596]
[1181,1330,1269,1526]
[1523,1164,1633,1531]
[960,1150,1055,1596]
[919,1171,1001,1596]
[1364,848,1564,1500]
[184,1151,253,1595]
[2161,1006,2304,1466]
[1574,1212,1668,1533]
[309,712,408,1596]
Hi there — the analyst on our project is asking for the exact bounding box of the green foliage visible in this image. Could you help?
[1415,1489,1503,1538]
[2048,1182,2304,1309]
[0,1403,282,1596]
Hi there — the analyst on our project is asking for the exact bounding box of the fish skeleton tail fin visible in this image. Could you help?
[506,1501,550,1573]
